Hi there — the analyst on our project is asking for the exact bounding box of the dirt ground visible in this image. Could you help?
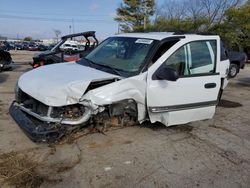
[0,50,250,188]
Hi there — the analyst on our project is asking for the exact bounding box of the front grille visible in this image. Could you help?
[17,89,86,120]
[17,89,49,116]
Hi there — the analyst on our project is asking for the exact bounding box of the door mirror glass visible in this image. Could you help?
[154,65,179,81]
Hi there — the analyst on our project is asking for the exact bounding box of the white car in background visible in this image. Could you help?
[10,32,230,142]
[60,41,79,51]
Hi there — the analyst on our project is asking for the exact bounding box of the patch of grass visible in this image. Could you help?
[0,152,45,188]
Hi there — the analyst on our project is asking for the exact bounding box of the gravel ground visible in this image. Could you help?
[0,50,250,188]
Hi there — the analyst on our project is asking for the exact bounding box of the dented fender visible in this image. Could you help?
[80,73,147,122]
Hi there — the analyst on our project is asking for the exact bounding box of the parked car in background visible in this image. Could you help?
[10,32,229,142]
[0,41,12,51]
[47,44,55,50]
[22,43,29,50]
[0,50,13,71]
[14,44,23,50]
[60,41,80,51]
[28,44,38,51]
[228,51,248,78]
[38,44,48,51]
[31,31,98,68]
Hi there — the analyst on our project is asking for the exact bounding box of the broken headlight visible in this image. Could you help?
[51,104,86,119]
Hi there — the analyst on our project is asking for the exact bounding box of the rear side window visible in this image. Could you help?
[190,41,214,68]
[189,40,216,74]
[163,40,217,76]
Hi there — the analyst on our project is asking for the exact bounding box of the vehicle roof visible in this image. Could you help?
[115,32,218,41]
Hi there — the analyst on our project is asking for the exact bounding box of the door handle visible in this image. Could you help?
[204,83,216,89]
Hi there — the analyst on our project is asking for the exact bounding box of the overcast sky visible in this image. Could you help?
[0,0,165,40]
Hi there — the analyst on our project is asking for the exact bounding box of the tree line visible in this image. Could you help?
[115,0,250,53]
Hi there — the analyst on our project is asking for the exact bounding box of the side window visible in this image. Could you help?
[152,40,179,63]
[189,40,216,74]
[163,40,217,76]
[147,40,179,69]
[164,46,187,76]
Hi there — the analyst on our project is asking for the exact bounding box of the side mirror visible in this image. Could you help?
[154,65,179,81]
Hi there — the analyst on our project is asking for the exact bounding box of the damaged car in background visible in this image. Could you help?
[31,31,98,68]
[10,32,230,142]
[0,50,13,72]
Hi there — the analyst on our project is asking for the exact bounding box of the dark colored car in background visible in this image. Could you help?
[0,50,13,71]
[31,31,98,68]
[14,44,23,50]
[28,44,38,51]
[228,51,248,78]
[0,41,13,51]
[37,44,48,51]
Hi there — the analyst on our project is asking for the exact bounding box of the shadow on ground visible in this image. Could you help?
[12,64,32,73]
[0,73,9,84]
[218,99,242,108]
[237,77,250,87]
[142,121,193,133]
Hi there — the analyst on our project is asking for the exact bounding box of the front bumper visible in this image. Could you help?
[9,101,71,143]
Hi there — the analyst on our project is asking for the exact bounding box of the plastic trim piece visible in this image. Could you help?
[149,100,218,113]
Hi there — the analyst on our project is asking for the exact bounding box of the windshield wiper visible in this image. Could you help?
[95,62,123,76]
[83,58,122,76]
[83,57,97,68]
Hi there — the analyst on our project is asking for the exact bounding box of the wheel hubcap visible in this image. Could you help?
[231,67,237,76]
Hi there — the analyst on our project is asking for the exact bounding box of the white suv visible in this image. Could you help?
[10,32,230,142]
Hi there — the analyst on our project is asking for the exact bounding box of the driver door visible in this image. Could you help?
[147,39,221,126]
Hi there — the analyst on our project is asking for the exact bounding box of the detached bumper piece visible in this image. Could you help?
[9,101,69,143]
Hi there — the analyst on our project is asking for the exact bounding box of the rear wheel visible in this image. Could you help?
[228,64,239,78]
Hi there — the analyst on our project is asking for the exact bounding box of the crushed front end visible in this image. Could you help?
[9,88,92,143]
[9,87,138,143]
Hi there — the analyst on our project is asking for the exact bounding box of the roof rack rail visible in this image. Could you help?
[173,31,216,35]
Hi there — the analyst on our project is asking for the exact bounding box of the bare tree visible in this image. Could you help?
[186,0,204,19]
[159,0,186,20]
[53,29,61,42]
[158,0,243,28]
[200,0,243,26]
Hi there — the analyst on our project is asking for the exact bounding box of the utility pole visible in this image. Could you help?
[143,0,147,31]
[72,18,75,34]
[69,25,72,34]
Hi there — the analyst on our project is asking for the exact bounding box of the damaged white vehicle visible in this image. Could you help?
[10,32,230,142]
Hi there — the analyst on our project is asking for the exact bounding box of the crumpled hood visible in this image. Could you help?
[18,62,119,106]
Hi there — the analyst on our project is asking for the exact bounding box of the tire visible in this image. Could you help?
[228,64,239,78]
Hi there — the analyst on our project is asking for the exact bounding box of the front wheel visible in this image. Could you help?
[228,64,239,78]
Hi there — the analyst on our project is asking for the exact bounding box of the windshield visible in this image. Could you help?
[83,37,155,74]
